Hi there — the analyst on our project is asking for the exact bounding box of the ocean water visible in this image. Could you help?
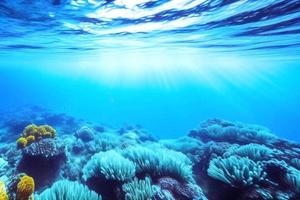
[0,0,300,200]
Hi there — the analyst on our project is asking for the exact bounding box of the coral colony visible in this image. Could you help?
[0,111,300,200]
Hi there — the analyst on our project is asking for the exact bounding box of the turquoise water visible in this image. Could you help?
[1,1,300,200]
[0,0,300,141]
[1,57,300,140]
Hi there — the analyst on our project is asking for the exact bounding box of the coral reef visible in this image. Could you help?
[17,139,66,189]
[189,118,277,144]
[1,112,300,200]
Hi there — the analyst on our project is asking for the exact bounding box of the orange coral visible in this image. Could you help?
[17,137,28,149]
[16,175,35,200]
[0,181,8,200]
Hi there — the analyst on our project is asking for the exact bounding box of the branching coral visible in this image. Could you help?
[122,177,155,200]
[82,150,136,182]
[0,181,8,200]
[207,156,266,188]
[16,175,34,200]
[36,180,101,200]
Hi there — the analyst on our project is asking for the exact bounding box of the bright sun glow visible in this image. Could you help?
[3,47,274,91]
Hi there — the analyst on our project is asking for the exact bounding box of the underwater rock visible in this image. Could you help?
[17,139,66,190]
[75,126,95,142]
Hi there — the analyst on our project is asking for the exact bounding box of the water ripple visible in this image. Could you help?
[0,0,299,55]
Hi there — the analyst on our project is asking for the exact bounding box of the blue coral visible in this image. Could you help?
[82,150,136,182]
[224,143,276,161]
[36,180,102,200]
[122,177,155,200]
[207,155,266,188]
[285,168,300,193]
[122,146,195,183]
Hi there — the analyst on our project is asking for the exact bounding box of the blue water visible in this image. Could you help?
[0,0,300,140]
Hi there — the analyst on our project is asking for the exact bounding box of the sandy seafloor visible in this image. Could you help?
[0,106,300,200]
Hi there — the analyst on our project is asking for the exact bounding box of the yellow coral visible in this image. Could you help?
[0,181,8,200]
[43,132,52,138]
[26,135,35,145]
[17,124,57,149]
[17,175,35,200]
[37,126,47,135]
[39,125,56,138]
[23,124,38,137]
[17,137,28,149]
